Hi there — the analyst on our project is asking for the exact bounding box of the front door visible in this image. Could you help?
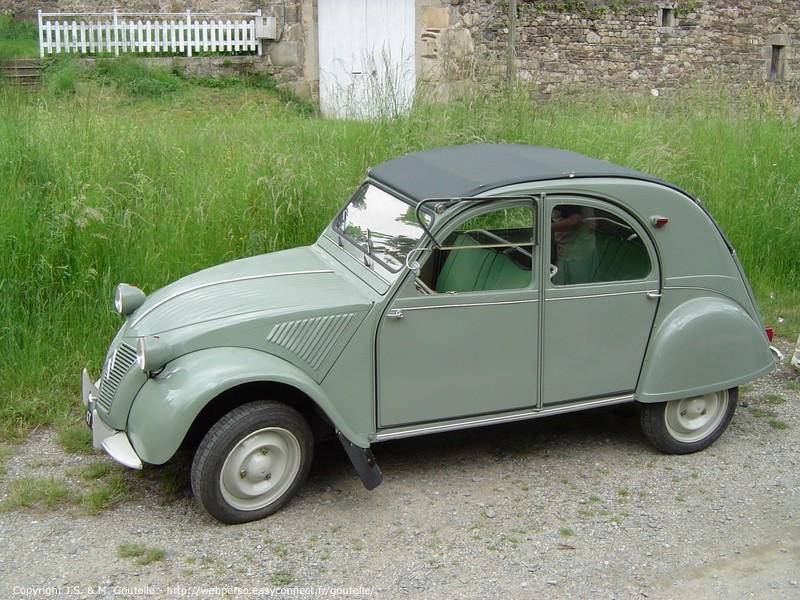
[542,196,660,404]
[377,201,540,428]
[318,0,415,119]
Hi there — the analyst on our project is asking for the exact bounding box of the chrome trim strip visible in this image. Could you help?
[131,270,334,327]
[661,285,743,305]
[375,394,635,442]
[665,275,737,285]
[545,289,654,302]
[439,241,536,252]
[662,285,733,294]
[395,298,539,312]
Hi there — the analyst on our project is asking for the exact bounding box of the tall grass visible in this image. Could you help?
[0,14,38,59]
[1,68,798,436]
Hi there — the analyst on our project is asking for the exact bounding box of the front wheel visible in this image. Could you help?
[640,388,738,454]
[191,401,313,524]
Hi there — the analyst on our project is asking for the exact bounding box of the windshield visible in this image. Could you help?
[333,184,432,272]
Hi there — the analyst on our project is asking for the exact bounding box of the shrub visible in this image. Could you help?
[92,57,180,98]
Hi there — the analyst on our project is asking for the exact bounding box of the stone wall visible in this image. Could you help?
[8,1,797,99]
[8,1,263,21]
[450,0,798,96]
[416,1,476,101]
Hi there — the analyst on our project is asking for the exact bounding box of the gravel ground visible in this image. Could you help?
[1,338,799,600]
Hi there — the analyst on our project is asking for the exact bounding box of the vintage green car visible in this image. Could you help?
[82,144,775,523]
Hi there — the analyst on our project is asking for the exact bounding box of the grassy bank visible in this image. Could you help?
[0,15,38,59]
[1,63,798,438]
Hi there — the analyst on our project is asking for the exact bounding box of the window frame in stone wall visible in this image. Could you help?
[657,3,676,33]
[766,33,789,82]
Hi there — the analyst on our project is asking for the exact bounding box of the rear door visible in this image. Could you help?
[542,196,660,404]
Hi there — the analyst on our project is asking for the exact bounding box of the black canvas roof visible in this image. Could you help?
[367,144,667,202]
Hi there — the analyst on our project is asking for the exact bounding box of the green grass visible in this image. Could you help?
[118,543,166,565]
[748,406,790,431]
[750,407,778,419]
[0,459,131,514]
[0,444,11,477]
[268,572,294,587]
[91,57,181,97]
[1,61,798,439]
[762,394,785,405]
[0,15,38,59]
[1,476,72,510]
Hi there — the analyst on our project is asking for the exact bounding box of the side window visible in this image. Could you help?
[550,204,651,285]
[432,205,535,293]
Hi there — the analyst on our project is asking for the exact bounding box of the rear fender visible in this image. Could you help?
[126,347,368,464]
[637,297,774,403]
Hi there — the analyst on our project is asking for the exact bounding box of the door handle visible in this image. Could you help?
[646,291,662,300]
[387,309,404,319]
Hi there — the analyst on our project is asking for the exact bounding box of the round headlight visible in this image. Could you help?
[136,335,170,373]
[114,283,147,316]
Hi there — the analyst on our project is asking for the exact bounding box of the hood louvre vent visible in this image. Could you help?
[267,313,357,371]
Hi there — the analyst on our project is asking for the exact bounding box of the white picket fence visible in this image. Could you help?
[38,10,266,57]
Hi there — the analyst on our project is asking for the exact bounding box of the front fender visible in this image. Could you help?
[126,347,366,464]
[637,297,774,403]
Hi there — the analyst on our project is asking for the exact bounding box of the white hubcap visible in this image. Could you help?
[664,391,728,443]
[220,428,301,511]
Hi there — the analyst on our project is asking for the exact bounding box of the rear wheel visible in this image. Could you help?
[640,388,738,454]
[191,401,313,524]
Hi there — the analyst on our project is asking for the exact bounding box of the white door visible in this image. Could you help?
[318,0,415,119]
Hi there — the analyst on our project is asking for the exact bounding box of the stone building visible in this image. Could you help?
[456,0,797,98]
[9,0,798,111]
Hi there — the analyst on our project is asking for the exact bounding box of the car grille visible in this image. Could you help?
[97,342,138,413]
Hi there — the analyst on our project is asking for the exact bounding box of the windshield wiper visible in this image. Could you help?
[366,228,375,255]
[363,228,375,268]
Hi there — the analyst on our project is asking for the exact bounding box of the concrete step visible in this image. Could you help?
[2,58,43,89]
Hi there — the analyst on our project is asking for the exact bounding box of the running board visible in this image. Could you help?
[374,394,635,443]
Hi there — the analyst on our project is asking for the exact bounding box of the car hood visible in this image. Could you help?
[128,246,373,336]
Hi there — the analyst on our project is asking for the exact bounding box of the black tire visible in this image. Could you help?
[640,387,738,454]
[191,401,313,524]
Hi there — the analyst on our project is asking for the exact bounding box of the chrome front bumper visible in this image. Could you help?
[81,369,143,469]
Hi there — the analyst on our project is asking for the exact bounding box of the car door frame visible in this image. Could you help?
[540,192,662,406]
[374,196,542,430]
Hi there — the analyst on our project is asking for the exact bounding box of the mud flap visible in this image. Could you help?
[337,431,382,490]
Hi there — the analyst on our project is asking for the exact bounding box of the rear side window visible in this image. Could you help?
[551,204,651,285]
